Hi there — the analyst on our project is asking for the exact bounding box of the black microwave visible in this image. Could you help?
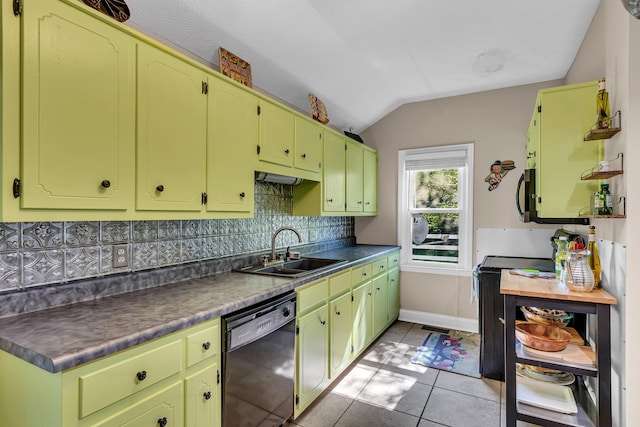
[516,169,589,225]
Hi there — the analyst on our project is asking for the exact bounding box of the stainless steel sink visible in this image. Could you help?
[237,257,348,278]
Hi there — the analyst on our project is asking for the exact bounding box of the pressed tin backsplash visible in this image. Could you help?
[0,182,354,292]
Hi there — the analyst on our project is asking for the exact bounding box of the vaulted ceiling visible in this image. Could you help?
[126,0,600,133]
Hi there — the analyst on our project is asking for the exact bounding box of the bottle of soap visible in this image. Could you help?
[597,77,610,129]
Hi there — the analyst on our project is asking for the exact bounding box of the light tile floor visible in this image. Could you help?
[290,321,536,427]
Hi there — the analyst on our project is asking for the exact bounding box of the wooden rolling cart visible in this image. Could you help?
[501,271,617,427]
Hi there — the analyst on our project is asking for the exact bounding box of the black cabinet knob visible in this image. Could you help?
[202,341,211,351]
[284,149,290,155]
[282,307,291,317]
[320,319,326,325]
[335,310,341,316]
[327,198,333,203]
[239,192,245,198]
[136,370,147,381]
[101,180,111,189]
[203,391,212,400]
[301,153,306,159]
[157,417,168,427]
[156,185,164,192]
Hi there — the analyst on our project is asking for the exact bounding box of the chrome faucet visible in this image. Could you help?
[271,226,302,263]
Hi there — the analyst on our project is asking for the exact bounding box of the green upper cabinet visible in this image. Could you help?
[345,139,364,212]
[21,0,135,210]
[323,131,347,212]
[136,43,208,211]
[526,96,541,170]
[206,76,258,216]
[257,99,295,168]
[534,82,602,219]
[294,117,323,174]
[362,146,378,214]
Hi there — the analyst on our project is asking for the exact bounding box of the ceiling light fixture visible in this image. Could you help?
[621,0,640,18]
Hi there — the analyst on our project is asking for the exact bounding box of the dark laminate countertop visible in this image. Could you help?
[0,245,399,373]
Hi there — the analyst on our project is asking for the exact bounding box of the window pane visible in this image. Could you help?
[410,169,458,209]
[411,213,459,264]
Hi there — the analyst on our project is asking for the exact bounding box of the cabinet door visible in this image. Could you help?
[526,97,540,170]
[323,132,346,212]
[387,267,400,323]
[352,281,373,355]
[258,100,295,167]
[21,0,135,210]
[94,382,184,427]
[329,292,353,379]
[295,303,329,417]
[136,43,207,211]
[538,83,602,218]
[372,274,389,337]
[363,147,378,214]
[294,117,323,173]
[207,78,257,214]
[345,139,364,212]
[185,365,220,427]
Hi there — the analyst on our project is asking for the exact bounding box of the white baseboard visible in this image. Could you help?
[399,309,478,333]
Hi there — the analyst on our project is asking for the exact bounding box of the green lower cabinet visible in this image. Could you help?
[295,303,329,418]
[94,381,184,427]
[372,274,389,337]
[352,280,373,356]
[184,365,220,427]
[388,267,400,323]
[329,292,353,379]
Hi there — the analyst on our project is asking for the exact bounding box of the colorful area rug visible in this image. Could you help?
[411,328,481,378]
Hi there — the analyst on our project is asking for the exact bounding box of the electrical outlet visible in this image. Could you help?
[113,244,129,268]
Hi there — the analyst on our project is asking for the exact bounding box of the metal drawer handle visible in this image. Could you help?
[203,391,212,400]
[202,341,211,351]
[136,370,147,382]
[157,417,168,427]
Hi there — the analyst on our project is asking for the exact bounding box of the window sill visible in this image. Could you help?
[401,263,472,277]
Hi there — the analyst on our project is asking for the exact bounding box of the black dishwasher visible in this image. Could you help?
[477,255,555,381]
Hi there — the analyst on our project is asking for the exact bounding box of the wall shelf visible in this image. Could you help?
[580,153,624,181]
[583,111,621,141]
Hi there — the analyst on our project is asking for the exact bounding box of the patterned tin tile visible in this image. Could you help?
[132,242,159,271]
[64,222,100,246]
[201,236,218,260]
[181,238,201,263]
[65,246,101,280]
[158,240,181,266]
[22,222,63,249]
[181,220,200,238]
[101,221,131,243]
[158,220,181,240]
[22,249,64,286]
[0,252,21,291]
[132,221,158,242]
[0,222,20,252]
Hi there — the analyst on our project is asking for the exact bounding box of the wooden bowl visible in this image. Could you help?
[515,323,571,352]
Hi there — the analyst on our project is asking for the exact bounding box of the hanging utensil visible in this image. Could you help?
[83,0,130,22]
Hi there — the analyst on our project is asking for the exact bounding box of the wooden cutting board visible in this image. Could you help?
[520,342,596,366]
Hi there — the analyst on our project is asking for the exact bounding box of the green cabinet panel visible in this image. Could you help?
[345,139,364,212]
[136,43,207,211]
[206,77,258,214]
[388,267,400,322]
[21,0,135,210]
[372,274,388,337]
[533,82,602,219]
[329,292,353,379]
[526,97,540,170]
[363,147,378,214]
[295,303,329,417]
[323,131,347,212]
[258,99,295,168]
[184,365,220,427]
[94,382,184,427]
[294,117,323,173]
[352,280,373,356]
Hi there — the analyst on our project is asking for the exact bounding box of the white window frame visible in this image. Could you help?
[397,143,474,276]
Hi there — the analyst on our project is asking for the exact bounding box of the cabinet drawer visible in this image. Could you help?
[94,381,183,427]
[329,270,351,297]
[79,340,182,418]
[371,258,387,276]
[185,323,219,367]
[296,279,328,313]
[387,252,400,269]
[351,263,371,284]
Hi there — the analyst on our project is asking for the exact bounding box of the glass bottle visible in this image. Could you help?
[593,189,601,215]
[596,77,610,129]
[588,225,602,288]
[600,184,612,215]
[555,236,568,280]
